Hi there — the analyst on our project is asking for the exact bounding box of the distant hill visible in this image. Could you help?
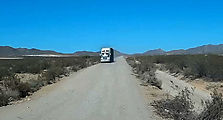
[73,50,127,57]
[114,50,127,57]
[1,44,223,57]
[143,49,166,55]
[0,46,127,57]
[73,51,100,56]
[0,46,61,57]
[166,49,186,55]
[186,44,223,54]
[141,44,223,55]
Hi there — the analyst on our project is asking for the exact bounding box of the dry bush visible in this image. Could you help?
[16,82,32,97]
[0,56,99,107]
[152,89,223,120]
[0,88,19,106]
[0,76,30,106]
[28,79,44,92]
[127,55,223,119]
[3,76,31,97]
[134,55,223,82]
[126,57,162,89]
[42,65,67,84]
[151,88,196,120]
[197,90,223,120]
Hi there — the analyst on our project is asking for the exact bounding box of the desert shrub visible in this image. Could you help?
[0,92,10,106]
[0,66,14,80]
[71,65,81,72]
[165,63,182,74]
[133,55,223,82]
[16,82,31,97]
[43,65,67,82]
[0,86,20,107]
[0,58,49,74]
[0,76,31,106]
[3,76,20,90]
[0,56,99,107]
[0,88,19,106]
[126,57,162,89]
[151,88,196,120]
[0,56,99,75]
[152,89,223,120]
[28,79,44,91]
[2,76,31,97]
[197,90,223,120]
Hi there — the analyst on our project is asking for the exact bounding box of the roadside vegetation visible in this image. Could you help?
[151,88,196,120]
[0,56,99,106]
[155,55,223,82]
[152,89,223,120]
[128,54,223,82]
[126,57,162,89]
[126,55,223,119]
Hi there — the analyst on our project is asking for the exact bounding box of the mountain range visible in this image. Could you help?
[142,44,223,55]
[73,49,127,57]
[0,46,61,57]
[0,44,223,57]
[0,46,126,57]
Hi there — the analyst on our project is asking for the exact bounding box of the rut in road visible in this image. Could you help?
[0,57,157,120]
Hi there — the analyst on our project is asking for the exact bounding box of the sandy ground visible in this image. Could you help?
[155,70,212,113]
[0,57,158,120]
[189,79,223,95]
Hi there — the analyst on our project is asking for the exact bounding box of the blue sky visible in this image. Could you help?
[0,0,223,54]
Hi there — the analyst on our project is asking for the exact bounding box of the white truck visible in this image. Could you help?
[100,48,114,63]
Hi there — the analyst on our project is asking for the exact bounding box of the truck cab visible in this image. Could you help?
[100,48,114,63]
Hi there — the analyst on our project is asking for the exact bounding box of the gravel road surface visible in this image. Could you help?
[0,57,156,120]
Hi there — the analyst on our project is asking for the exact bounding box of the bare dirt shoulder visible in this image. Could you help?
[130,72,167,120]
[189,79,223,95]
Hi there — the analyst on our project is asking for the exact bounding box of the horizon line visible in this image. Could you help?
[1,43,223,54]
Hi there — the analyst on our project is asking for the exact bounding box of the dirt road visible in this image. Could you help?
[0,57,156,120]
